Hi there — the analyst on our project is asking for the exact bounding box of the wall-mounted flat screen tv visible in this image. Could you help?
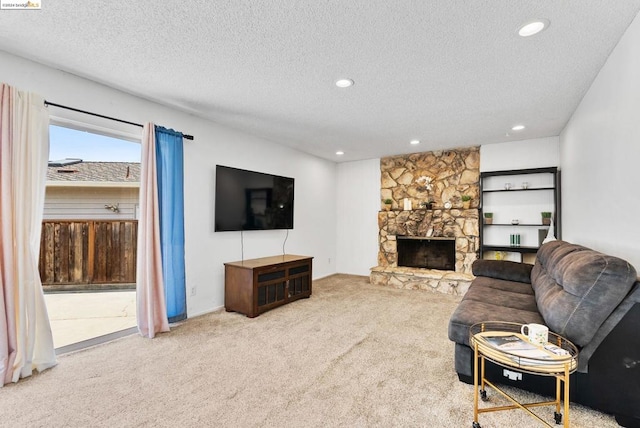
[215,165,295,232]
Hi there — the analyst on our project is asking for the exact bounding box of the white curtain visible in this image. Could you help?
[136,123,170,338]
[0,83,56,386]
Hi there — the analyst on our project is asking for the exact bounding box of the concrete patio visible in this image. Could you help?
[44,290,137,350]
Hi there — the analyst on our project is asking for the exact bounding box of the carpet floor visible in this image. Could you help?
[0,274,620,427]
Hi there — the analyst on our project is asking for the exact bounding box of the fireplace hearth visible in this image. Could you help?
[397,236,456,270]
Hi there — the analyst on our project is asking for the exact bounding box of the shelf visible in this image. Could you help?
[482,187,554,193]
[482,245,540,254]
[479,167,560,259]
[483,223,550,227]
[480,167,559,177]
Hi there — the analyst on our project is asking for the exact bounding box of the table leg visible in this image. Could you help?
[480,353,485,392]
[564,363,570,427]
[555,374,561,413]
[473,343,479,424]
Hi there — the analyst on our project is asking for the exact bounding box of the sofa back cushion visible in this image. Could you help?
[531,240,637,347]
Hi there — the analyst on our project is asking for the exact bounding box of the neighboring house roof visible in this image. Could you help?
[47,160,140,185]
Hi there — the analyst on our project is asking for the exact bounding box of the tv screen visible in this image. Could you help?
[215,165,294,232]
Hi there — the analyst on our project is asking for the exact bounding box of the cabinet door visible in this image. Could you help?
[256,268,287,310]
[287,263,311,298]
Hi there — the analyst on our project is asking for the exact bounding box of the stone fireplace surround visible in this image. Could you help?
[370,147,480,296]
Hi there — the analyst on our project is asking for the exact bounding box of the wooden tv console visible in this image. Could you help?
[224,254,313,318]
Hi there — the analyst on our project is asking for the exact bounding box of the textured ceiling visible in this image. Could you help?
[1,1,639,162]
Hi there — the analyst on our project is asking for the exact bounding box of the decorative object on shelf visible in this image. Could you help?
[444,200,452,209]
[511,219,520,225]
[415,175,434,192]
[419,200,434,209]
[522,181,529,189]
[538,229,547,246]
[483,212,493,224]
[509,234,521,247]
[543,217,556,244]
[415,176,434,209]
[461,194,472,209]
[403,198,412,211]
[504,182,512,190]
[541,211,552,225]
[382,199,393,211]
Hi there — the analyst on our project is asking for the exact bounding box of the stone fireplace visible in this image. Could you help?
[370,147,480,295]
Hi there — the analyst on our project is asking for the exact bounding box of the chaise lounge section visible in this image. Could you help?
[448,240,640,427]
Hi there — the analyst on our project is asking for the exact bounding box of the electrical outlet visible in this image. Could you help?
[190,286,197,296]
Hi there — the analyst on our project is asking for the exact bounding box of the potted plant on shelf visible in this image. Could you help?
[420,199,434,210]
[541,212,552,225]
[483,212,493,224]
[461,194,472,209]
[382,198,393,211]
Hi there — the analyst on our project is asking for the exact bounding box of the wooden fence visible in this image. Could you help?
[39,220,138,287]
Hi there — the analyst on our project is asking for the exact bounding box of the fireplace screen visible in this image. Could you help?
[397,237,456,270]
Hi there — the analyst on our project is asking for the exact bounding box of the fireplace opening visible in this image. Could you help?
[397,236,456,270]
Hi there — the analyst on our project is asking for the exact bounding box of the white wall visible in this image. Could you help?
[336,159,380,276]
[480,137,559,172]
[1,50,337,317]
[560,12,640,270]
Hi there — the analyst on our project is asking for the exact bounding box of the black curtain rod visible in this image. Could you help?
[44,100,194,140]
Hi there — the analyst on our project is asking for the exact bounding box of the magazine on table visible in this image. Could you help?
[482,334,557,363]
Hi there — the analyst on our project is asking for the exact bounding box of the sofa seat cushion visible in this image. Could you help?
[532,240,638,347]
[463,283,538,312]
[448,279,543,346]
[470,276,535,296]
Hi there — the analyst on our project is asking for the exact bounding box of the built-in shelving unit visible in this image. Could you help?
[480,167,561,259]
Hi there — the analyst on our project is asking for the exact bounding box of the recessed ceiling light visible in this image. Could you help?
[518,19,549,37]
[511,125,525,131]
[410,140,420,145]
[336,151,344,155]
[335,79,354,88]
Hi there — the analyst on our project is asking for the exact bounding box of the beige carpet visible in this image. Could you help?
[0,275,620,427]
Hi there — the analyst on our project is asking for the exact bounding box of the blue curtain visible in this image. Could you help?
[154,126,186,323]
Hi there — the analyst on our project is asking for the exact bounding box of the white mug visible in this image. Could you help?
[521,323,549,346]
